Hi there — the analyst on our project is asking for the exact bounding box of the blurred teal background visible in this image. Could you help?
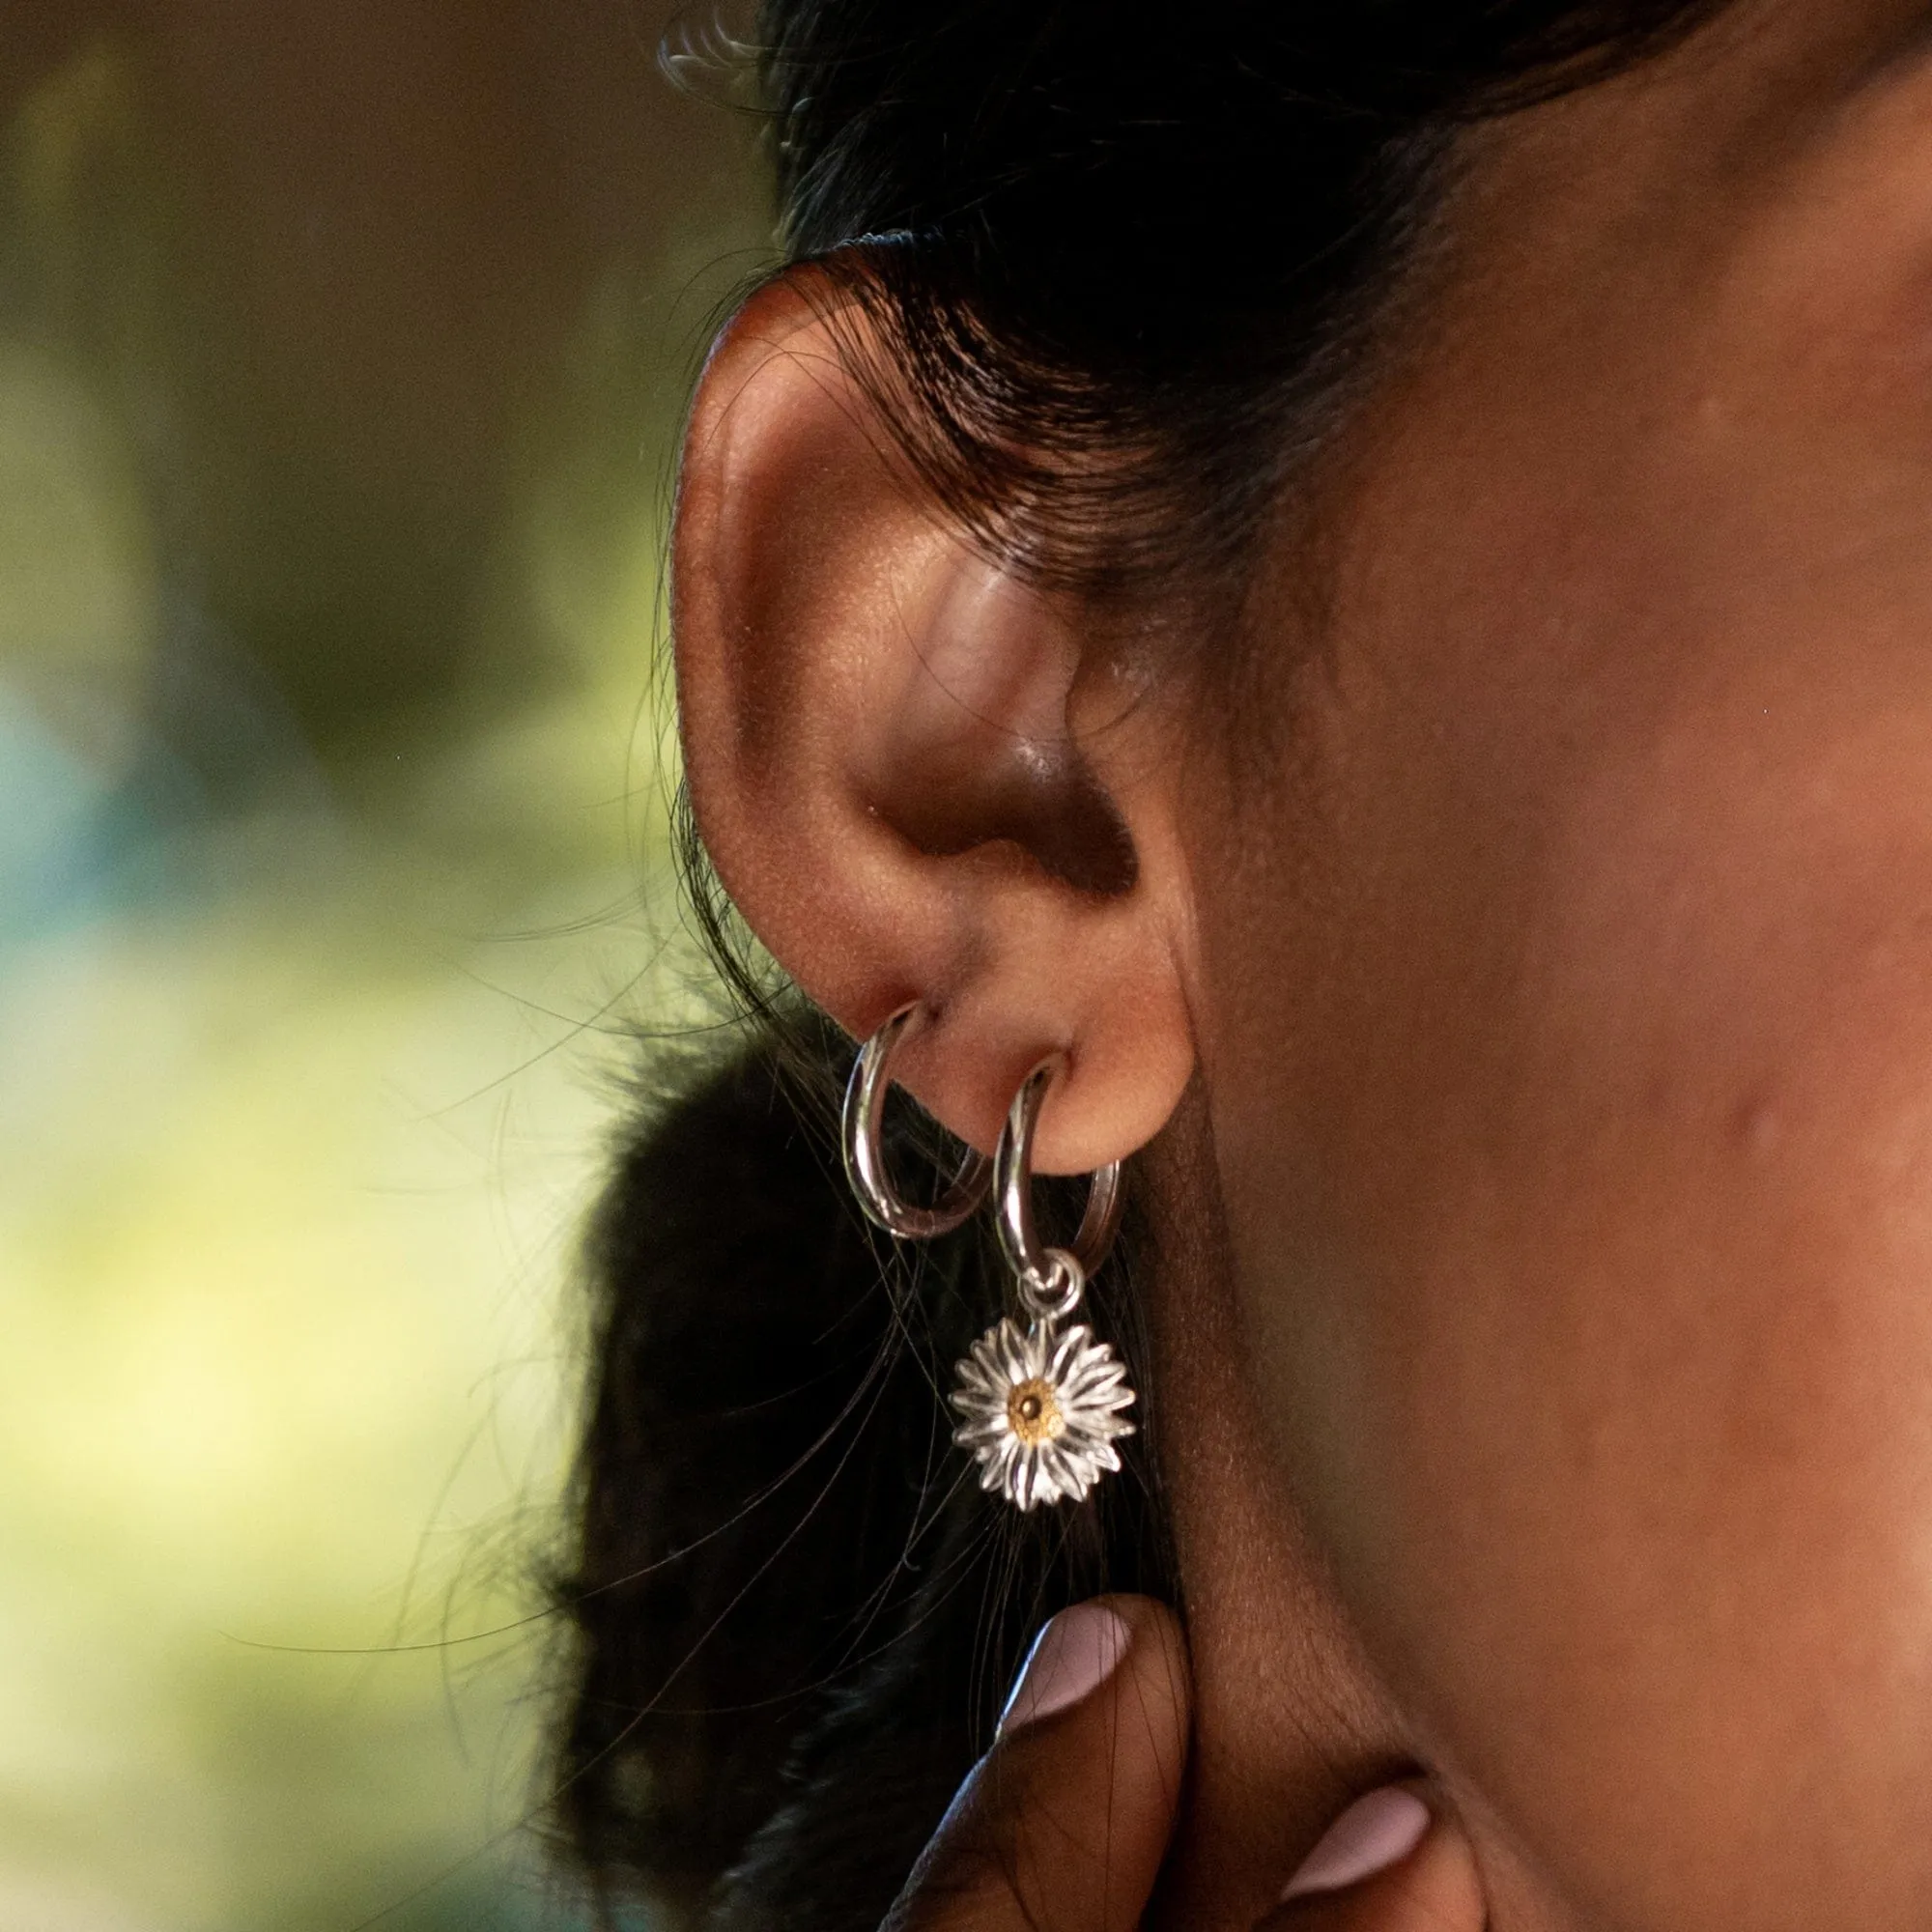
[0,7,766,1925]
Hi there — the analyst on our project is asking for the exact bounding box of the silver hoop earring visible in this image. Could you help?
[949,1060,1136,1512]
[841,1007,992,1238]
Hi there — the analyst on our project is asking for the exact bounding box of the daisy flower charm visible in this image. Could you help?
[950,1313,1137,1510]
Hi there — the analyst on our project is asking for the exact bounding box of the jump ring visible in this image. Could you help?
[1016,1247,1086,1321]
[995,1061,1122,1289]
[842,1007,993,1239]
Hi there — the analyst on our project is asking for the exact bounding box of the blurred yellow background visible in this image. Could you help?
[0,7,765,1926]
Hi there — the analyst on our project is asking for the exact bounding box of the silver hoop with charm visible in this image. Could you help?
[841,1017,1137,1510]
[949,1061,1134,1510]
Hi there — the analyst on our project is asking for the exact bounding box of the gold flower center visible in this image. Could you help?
[1007,1378,1065,1447]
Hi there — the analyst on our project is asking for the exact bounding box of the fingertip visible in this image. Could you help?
[889,1597,1191,1932]
[998,1594,1188,1739]
[1000,1601,1135,1735]
[1279,1786,1432,1900]
[1262,1788,1486,1932]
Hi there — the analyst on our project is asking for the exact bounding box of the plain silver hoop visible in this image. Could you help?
[842,1007,993,1239]
[995,1060,1123,1297]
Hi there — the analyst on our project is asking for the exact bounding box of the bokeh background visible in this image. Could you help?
[0,6,767,1925]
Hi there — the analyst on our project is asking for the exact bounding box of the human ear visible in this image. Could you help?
[671,273,1196,1172]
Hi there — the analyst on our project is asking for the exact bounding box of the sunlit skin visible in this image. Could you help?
[674,0,1932,1924]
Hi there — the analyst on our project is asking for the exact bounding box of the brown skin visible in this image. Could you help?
[674,0,1932,1923]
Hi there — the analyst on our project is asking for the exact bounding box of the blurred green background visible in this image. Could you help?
[0,6,766,1925]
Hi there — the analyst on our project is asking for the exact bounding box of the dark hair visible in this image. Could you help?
[763,0,1720,600]
[556,6,1722,1927]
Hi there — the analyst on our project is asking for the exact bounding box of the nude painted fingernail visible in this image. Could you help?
[998,1602,1131,1736]
[1280,1786,1432,1901]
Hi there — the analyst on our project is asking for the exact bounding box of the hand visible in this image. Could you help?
[882,1596,1487,1932]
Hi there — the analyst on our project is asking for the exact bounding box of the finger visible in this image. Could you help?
[885,1595,1191,1932]
[1256,1784,1487,1932]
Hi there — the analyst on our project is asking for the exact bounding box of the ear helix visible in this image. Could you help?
[840,1006,1137,1511]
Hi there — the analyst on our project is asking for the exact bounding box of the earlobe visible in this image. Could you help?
[671,270,1197,1171]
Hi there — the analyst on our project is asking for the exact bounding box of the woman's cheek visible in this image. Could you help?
[1209,674,1932,1929]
